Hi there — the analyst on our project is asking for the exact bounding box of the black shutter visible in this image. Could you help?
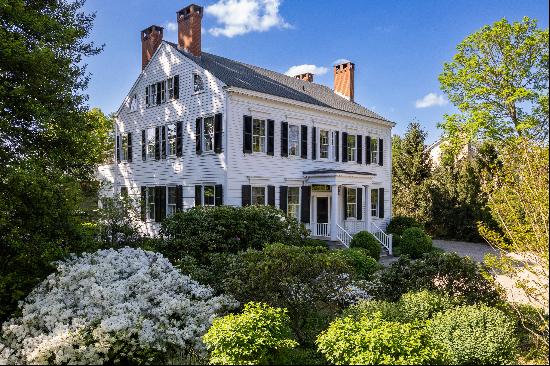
[116,135,121,163]
[281,122,288,157]
[342,132,348,162]
[127,133,133,162]
[140,186,146,221]
[366,136,371,164]
[142,130,146,161]
[267,185,275,206]
[176,185,183,211]
[154,186,162,222]
[300,186,311,223]
[379,139,384,166]
[215,184,223,206]
[242,185,251,206]
[176,122,183,157]
[161,126,167,159]
[343,187,348,219]
[300,125,308,159]
[312,127,317,160]
[173,75,179,99]
[379,188,385,218]
[243,115,252,153]
[195,185,202,206]
[357,134,363,164]
[335,131,339,161]
[195,118,202,154]
[267,119,274,156]
[357,187,363,220]
[214,113,223,153]
[154,127,160,160]
[279,186,288,213]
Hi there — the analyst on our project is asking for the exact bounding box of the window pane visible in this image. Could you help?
[287,187,300,219]
[167,187,177,216]
[251,187,265,205]
[371,139,378,164]
[347,188,357,218]
[167,124,177,155]
[347,135,356,161]
[320,130,329,159]
[121,134,129,161]
[204,185,215,206]
[194,74,204,92]
[289,125,299,156]
[371,189,378,217]
[147,187,155,221]
[203,117,214,152]
[147,128,155,158]
[252,119,266,153]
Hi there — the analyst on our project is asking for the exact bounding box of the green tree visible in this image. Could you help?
[392,122,432,224]
[439,17,549,153]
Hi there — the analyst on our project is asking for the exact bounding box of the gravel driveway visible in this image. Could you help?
[432,239,498,262]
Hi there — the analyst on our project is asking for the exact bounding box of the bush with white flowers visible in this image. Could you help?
[0,247,238,365]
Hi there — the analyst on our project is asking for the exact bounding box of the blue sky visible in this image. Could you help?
[83,0,549,143]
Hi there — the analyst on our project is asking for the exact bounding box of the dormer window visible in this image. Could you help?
[193,73,204,93]
[129,94,137,112]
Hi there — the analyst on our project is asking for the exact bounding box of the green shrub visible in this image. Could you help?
[367,252,502,305]
[299,238,328,248]
[317,314,448,365]
[343,299,401,322]
[160,205,308,262]
[350,231,381,260]
[331,248,382,280]
[203,302,298,365]
[399,227,433,259]
[429,305,518,365]
[386,216,423,236]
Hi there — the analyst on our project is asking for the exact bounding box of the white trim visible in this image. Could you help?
[247,176,271,185]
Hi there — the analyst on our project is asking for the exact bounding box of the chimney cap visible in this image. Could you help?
[294,72,314,82]
[141,25,164,35]
[177,4,204,19]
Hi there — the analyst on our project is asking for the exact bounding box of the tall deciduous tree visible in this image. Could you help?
[439,17,549,154]
[392,122,432,224]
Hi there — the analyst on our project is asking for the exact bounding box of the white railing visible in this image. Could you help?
[344,220,369,235]
[370,222,393,255]
[311,222,330,237]
[336,224,352,248]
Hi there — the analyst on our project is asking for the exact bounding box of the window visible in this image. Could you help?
[193,73,204,93]
[168,75,179,100]
[203,116,215,152]
[331,131,337,160]
[288,125,299,156]
[129,94,137,112]
[287,187,300,219]
[146,76,179,108]
[252,119,266,153]
[146,128,155,159]
[151,83,157,107]
[203,185,215,206]
[371,138,378,164]
[371,188,379,217]
[320,129,329,159]
[251,186,266,205]
[346,188,357,219]
[167,124,177,156]
[147,187,156,221]
[160,80,166,104]
[347,134,357,161]
[120,186,128,197]
[121,134,129,161]
[167,186,177,216]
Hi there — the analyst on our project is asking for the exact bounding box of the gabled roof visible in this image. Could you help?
[166,42,390,122]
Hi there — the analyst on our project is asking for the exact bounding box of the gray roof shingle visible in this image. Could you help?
[167,42,390,122]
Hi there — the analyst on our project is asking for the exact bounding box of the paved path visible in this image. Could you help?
[432,239,498,262]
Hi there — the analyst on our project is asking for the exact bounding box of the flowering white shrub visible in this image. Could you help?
[0,247,238,365]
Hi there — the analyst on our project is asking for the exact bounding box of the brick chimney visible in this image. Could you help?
[334,61,355,102]
[295,73,314,82]
[141,25,164,70]
[177,4,203,57]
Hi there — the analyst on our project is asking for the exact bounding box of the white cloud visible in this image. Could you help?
[205,0,290,38]
[164,21,178,32]
[415,93,448,108]
[333,58,351,66]
[284,64,328,77]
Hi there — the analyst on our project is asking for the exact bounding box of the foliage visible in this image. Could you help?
[203,302,298,365]
[386,216,423,236]
[399,227,433,259]
[331,248,382,280]
[159,205,309,262]
[367,252,501,305]
[0,247,237,365]
[438,17,549,152]
[392,122,433,225]
[479,139,549,355]
[429,305,518,365]
[316,313,447,365]
[300,238,329,248]
[350,231,381,260]
[93,195,143,247]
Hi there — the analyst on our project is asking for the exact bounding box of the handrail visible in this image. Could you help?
[370,221,393,255]
[344,220,369,234]
[336,224,352,248]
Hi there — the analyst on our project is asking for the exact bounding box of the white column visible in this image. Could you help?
[365,184,372,232]
[330,184,339,240]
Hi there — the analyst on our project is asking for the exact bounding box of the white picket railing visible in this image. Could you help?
[370,221,393,255]
[344,220,369,235]
[336,224,352,248]
[311,222,330,237]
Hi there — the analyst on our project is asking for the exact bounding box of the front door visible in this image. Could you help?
[316,197,329,223]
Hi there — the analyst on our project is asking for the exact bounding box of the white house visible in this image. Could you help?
[98,3,395,252]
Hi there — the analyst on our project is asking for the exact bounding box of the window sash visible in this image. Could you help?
[320,129,329,159]
[371,139,378,164]
[129,94,137,112]
[168,78,174,100]
[167,186,177,216]
[251,186,266,205]
[160,81,166,103]
[346,188,357,219]
[203,117,215,152]
[121,134,129,161]
[194,74,204,93]
[288,125,299,156]
[371,189,379,217]
[151,84,157,106]
[347,135,357,161]
[167,124,177,156]
[147,187,156,221]
[252,119,266,153]
[203,185,215,206]
[287,187,300,219]
[146,128,155,158]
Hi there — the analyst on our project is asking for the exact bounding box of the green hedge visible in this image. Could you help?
[350,231,381,260]
[400,227,433,258]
